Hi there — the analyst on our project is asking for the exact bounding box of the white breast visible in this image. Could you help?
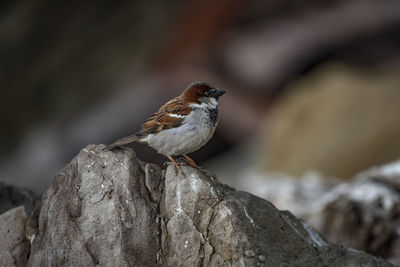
[141,108,217,156]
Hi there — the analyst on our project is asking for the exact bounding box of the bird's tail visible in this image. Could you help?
[104,134,142,150]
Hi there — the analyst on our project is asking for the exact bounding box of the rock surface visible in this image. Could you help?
[27,146,160,266]
[261,64,400,178]
[0,145,393,266]
[0,206,30,267]
[239,160,400,265]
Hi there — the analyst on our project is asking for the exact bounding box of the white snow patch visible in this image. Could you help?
[219,206,232,219]
[349,182,398,210]
[237,169,332,218]
[347,247,364,254]
[189,176,201,193]
[300,221,327,247]
[30,234,36,244]
[176,185,185,214]
[209,187,217,198]
[379,160,400,177]
[243,206,259,229]
[204,181,217,198]
[110,156,119,162]
[86,160,96,168]
[176,207,185,214]
[184,240,188,248]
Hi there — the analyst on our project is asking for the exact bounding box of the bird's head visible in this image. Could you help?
[182,81,225,109]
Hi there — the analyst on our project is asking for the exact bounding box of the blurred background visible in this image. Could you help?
[1,0,400,263]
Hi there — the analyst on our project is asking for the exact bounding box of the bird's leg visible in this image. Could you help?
[182,155,198,168]
[183,155,206,173]
[167,155,183,173]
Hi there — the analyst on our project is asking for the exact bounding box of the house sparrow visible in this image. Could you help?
[105,81,225,173]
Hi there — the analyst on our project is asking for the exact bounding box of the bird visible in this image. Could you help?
[105,81,226,173]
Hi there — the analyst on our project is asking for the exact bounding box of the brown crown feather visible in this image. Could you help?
[182,81,214,104]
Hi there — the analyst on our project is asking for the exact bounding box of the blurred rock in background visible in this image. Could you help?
[260,64,400,178]
[237,160,400,265]
[0,182,38,214]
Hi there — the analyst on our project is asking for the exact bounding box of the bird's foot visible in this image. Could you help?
[167,155,184,174]
[182,155,209,175]
[173,164,183,174]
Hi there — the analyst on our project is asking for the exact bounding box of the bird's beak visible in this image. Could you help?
[213,89,226,98]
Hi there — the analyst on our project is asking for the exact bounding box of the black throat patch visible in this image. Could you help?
[206,108,218,127]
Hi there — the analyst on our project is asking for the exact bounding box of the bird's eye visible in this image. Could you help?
[204,91,211,97]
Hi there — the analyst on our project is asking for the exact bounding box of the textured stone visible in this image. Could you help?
[27,145,160,266]
[18,145,393,266]
[159,160,391,266]
[0,206,30,267]
[239,160,400,265]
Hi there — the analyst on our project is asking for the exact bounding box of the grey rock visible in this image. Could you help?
[0,206,30,267]
[238,164,400,265]
[357,159,400,191]
[27,145,160,266]
[162,166,391,266]
[22,145,392,266]
[320,181,400,262]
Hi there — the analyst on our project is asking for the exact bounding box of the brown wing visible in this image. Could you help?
[139,97,192,135]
